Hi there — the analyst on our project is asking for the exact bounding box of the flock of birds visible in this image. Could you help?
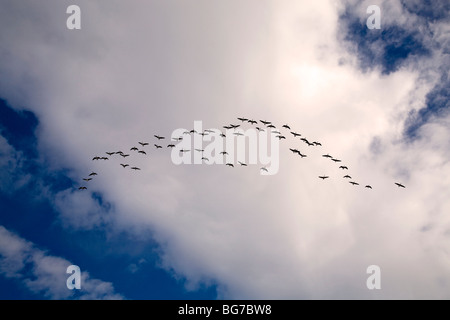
[78,117,406,191]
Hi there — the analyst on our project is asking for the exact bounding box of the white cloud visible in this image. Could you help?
[0,0,449,299]
[0,226,124,299]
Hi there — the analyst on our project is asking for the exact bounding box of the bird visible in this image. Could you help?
[131,167,141,170]
[154,144,162,149]
[260,167,268,172]
[339,166,349,170]
[88,172,97,176]
[322,154,333,158]
[220,151,228,155]
[223,125,232,129]
[365,185,372,189]
[331,158,342,163]
[255,127,264,132]
[195,149,204,152]
[180,149,190,153]
[289,148,300,154]
[237,117,248,122]
[78,186,87,190]
[92,156,101,161]
[248,120,257,125]
[319,176,329,180]
[201,157,209,162]
[260,120,271,125]
[167,144,175,148]
[300,138,311,145]
[138,142,149,146]
[189,129,198,134]
[226,163,234,167]
[343,175,352,179]
[349,181,359,186]
[238,161,247,166]
[290,131,301,137]
[106,152,115,156]
[199,132,208,137]
[313,142,322,146]
[395,182,406,188]
[121,154,130,158]
[230,124,240,129]
[120,164,129,168]
[276,135,286,140]
[299,153,307,158]
[172,137,183,141]
[83,178,92,182]
[220,132,226,137]
[138,150,147,155]
[282,124,291,130]
[130,147,139,151]
[267,124,276,129]
[154,135,165,140]
[100,157,109,160]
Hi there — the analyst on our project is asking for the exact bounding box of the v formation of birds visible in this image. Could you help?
[78,118,406,191]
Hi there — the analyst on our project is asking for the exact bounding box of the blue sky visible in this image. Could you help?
[0,0,449,299]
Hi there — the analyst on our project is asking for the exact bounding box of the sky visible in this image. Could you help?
[0,0,449,299]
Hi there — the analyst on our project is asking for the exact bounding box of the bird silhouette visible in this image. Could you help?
[89,172,97,176]
[154,144,162,149]
[290,131,301,137]
[395,182,406,188]
[78,186,87,190]
[248,120,257,125]
[267,124,276,129]
[322,154,332,158]
[282,124,291,130]
[238,161,247,166]
[130,147,139,151]
[154,135,165,140]
[131,167,141,170]
[121,154,130,158]
[106,152,115,156]
[83,178,92,182]
[226,163,234,167]
[319,176,329,180]
[331,158,342,163]
[339,166,348,170]
[260,120,271,125]
[349,181,359,186]
[299,153,307,158]
[167,144,175,148]
[237,117,248,122]
[276,135,286,140]
[138,142,149,146]
[343,175,352,179]
[120,164,129,168]
[365,185,372,189]
[220,151,228,155]
[138,150,147,155]
[313,142,322,146]
[260,167,268,172]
